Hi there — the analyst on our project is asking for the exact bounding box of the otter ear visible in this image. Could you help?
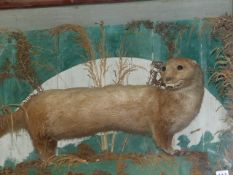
[191,59,197,65]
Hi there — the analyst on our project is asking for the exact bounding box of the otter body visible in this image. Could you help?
[0,58,204,160]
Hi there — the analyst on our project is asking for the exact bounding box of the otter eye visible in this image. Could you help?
[177,65,183,70]
[161,66,166,71]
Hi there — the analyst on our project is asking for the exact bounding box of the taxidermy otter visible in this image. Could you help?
[0,58,204,160]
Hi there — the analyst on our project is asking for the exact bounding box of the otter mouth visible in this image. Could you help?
[165,80,184,90]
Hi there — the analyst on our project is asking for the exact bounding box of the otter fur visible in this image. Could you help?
[0,58,204,160]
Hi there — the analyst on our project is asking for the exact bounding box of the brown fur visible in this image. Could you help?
[0,58,204,160]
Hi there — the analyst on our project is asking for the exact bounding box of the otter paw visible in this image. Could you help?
[163,149,191,156]
[173,150,191,156]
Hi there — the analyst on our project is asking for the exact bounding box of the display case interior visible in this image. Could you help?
[0,0,232,174]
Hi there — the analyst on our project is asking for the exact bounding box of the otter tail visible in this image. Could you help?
[0,105,27,137]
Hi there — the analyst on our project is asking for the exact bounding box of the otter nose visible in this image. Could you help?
[165,77,173,82]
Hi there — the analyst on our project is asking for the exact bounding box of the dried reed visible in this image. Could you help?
[84,21,108,88]
[210,16,233,116]
[0,148,208,175]
[126,20,154,31]
[154,22,190,58]
[44,154,87,167]
[50,24,95,59]
[0,30,41,92]
[10,31,42,92]
[46,152,144,167]
[0,59,13,85]
[113,57,138,85]
[209,15,233,172]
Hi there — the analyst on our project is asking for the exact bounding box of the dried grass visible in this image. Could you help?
[154,22,190,58]
[126,20,190,58]
[147,61,164,87]
[0,30,42,92]
[0,59,13,85]
[44,155,87,167]
[210,16,233,117]
[0,103,29,144]
[126,20,154,31]
[116,161,128,175]
[0,104,29,120]
[50,152,145,166]
[113,57,139,85]
[0,160,50,175]
[0,144,209,175]
[10,31,42,92]
[120,134,129,153]
[50,24,95,59]
[209,15,233,172]
[84,50,108,88]
[84,22,108,88]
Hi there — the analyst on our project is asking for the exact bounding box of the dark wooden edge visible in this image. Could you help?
[0,0,140,9]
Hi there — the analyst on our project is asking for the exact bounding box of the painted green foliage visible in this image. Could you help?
[0,19,228,174]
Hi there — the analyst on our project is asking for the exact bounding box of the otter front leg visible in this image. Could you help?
[149,124,175,155]
[31,133,57,160]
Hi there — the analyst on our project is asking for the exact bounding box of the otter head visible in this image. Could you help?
[161,58,203,90]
